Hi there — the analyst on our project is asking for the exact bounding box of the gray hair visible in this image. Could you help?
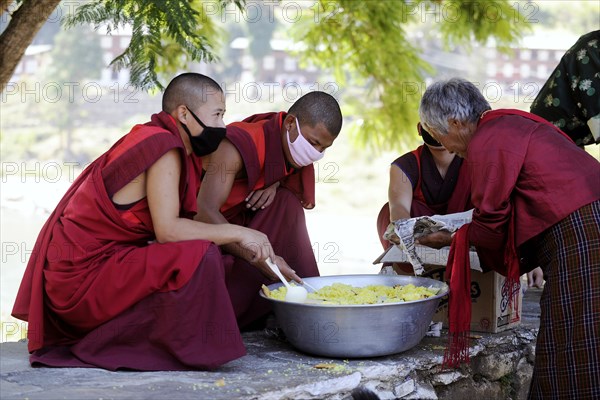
[418,78,491,135]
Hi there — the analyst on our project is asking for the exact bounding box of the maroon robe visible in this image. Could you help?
[219,112,320,328]
[443,109,600,374]
[467,109,600,274]
[12,112,245,370]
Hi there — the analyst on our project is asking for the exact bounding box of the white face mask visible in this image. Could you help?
[286,117,325,167]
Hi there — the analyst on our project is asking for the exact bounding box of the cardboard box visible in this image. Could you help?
[374,245,522,333]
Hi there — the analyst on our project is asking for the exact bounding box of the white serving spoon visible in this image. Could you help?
[265,258,308,303]
[301,280,318,292]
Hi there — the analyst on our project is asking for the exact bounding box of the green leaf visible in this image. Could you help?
[64,0,245,90]
[291,0,529,151]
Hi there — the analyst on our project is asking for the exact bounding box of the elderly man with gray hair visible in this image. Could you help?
[416,78,600,400]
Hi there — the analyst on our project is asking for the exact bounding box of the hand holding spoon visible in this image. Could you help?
[265,258,308,303]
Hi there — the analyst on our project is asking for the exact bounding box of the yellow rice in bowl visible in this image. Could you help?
[264,282,440,305]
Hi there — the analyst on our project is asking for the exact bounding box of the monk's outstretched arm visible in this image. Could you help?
[146,148,275,263]
[195,140,250,257]
[195,140,303,283]
[195,141,278,257]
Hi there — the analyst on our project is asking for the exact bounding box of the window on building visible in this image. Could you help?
[241,55,254,69]
[554,51,564,61]
[537,64,549,79]
[305,61,318,72]
[520,50,532,61]
[538,50,549,61]
[502,63,514,78]
[25,59,36,74]
[520,64,531,78]
[101,37,113,49]
[263,56,275,71]
[120,37,130,49]
[103,53,113,66]
[284,57,296,72]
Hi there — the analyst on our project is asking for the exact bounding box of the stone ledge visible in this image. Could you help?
[1,289,541,400]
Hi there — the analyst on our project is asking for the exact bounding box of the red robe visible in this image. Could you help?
[224,111,316,215]
[12,112,245,370]
[219,112,320,328]
[443,108,600,367]
[467,109,600,274]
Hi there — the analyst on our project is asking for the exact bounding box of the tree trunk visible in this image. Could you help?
[0,0,62,91]
[1,0,14,14]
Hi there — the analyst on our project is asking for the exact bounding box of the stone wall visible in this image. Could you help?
[1,289,542,400]
[307,326,538,400]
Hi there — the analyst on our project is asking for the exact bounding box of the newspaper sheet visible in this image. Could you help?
[383,209,474,275]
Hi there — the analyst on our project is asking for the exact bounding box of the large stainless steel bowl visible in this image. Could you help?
[259,274,449,358]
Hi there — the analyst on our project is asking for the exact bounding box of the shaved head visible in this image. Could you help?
[288,91,342,137]
[162,73,223,113]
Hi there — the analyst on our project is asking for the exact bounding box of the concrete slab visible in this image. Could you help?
[1,289,541,400]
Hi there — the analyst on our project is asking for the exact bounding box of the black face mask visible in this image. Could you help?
[181,106,226,156]
[420,125,443,148]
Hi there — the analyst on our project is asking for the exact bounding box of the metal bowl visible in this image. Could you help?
[259,274,449,358]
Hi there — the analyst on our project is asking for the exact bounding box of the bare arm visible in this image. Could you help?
[389,163,454,249]
[195,139,249,257]
[388,164,413,221]
[195,140,302,282]
[146,148,274,262]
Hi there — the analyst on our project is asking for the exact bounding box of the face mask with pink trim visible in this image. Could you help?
[286,117,324,167]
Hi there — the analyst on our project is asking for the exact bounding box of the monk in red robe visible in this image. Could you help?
[195,92,343,328]
[376,122,472,250]
[375,122,472,274]
[11,73,293,371]
[417,78,600,399]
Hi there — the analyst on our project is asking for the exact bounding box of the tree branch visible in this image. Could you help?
[0,0,62,91]
[1,0,14,14]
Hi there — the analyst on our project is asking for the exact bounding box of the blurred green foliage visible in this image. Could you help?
[63,0,243,89]
[62,0,532,150]
[292,0,530,149]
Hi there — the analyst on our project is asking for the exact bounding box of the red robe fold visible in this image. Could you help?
[467,109,600,275]
[219,112,320,328]
[12,112,245,369]
[225,111,316,214]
